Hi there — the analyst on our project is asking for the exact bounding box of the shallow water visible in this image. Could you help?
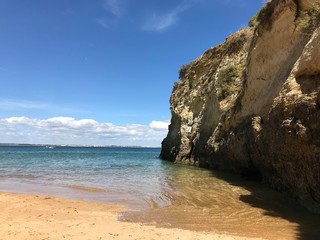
[0,146,168,208]
[121,166,320,239]
[0,146,319,239]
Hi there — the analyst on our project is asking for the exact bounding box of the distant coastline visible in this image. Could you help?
[0,143,160,149]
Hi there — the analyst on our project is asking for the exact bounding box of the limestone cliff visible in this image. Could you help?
[160,0,320,213]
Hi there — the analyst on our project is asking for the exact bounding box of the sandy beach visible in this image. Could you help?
[0,192,263,240]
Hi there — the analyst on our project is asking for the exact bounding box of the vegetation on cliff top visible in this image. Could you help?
[248,15,259,28]
[223,32,248,55]
[250,1,320,32]
[178,62,193,79]
[297,2,320,32]
[248,2,268,28]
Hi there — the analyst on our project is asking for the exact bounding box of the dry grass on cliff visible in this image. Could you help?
[178,62,193,80]
[254,0,275,30]
[297,2,320,33]
[223,31,249,56]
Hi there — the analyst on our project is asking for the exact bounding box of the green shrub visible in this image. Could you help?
[256,3,274,30]
[216,65,238,100]
[178,62,193,79]
[249,1,283,31]
[247,3,269,29]
[248,15,258,28]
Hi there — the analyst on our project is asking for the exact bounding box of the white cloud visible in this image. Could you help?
[98,0,208,31]
[142,11,177,32]
[0,117,169,147]
[141,1,198,32]
[149,120,170,131]
[102,0,124,17]
[142,8,181,32]
[98,0,126,29]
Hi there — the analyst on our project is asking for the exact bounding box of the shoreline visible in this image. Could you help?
[0,191,263,240]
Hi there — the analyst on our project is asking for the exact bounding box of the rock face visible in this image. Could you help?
[160,0,320,213]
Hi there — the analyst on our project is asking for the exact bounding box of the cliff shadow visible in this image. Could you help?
[210,170,320,240]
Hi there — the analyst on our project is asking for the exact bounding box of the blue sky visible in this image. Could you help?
[0,0,264,146]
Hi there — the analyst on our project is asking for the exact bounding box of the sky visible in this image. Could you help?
[0,0,265,147]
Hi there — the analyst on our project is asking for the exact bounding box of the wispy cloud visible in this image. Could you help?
[141,1,195,32]
[102,0,124,17]
[0,99,46,110]
[96,18,111,29]
[98,0,126,29]
[0,99,88,115]
[0,66,17,75]
[0,117,169,147]
[98,0,206,31]
[142,11,178,32]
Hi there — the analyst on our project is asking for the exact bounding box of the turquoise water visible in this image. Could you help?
[0,146,171,208]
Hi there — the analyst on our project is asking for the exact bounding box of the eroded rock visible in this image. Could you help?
[161,0,320,213]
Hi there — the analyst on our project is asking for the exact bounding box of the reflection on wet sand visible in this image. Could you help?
[121,163,320,240]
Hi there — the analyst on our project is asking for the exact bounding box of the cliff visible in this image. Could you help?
[160,0,320,213]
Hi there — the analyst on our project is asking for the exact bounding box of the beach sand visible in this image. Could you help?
[0,192,263,240]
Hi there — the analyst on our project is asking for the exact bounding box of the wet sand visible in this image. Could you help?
[121,170,320,240]
[0,192,262,240]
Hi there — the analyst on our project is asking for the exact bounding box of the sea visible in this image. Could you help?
[0,145,319,239]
